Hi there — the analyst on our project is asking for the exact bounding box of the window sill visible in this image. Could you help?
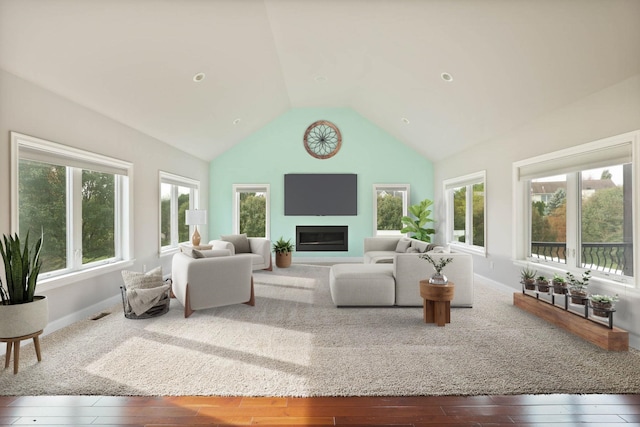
[37,259,135,292]
[449,242,486,257]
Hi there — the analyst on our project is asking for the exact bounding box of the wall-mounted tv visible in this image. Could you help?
[284,173,357,216]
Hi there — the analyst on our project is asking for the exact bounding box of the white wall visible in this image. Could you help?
[434,74,640,345]
[0,70,209,331]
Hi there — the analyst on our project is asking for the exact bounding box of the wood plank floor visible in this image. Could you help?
[1,394,640,426]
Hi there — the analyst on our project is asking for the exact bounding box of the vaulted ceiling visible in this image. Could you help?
[1,0,639,162]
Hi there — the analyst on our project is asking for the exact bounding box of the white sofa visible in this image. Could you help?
[329,236,474,307]
[209,235,272,270]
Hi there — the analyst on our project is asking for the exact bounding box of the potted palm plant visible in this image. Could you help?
[272,237,294,268]
[0,232,48,339]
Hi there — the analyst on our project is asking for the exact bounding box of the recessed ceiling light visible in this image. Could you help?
[401,117,410,124]
[193,72,205,82]
[441,72,453,82]
[314,75,327,83]
[232,118,241,125]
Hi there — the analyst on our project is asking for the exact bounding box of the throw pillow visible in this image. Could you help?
[405,247,420,253]
[220,234,251,254]
[395,238,411,253]
[121,266,163,290]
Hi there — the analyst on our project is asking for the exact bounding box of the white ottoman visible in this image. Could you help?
[329,264,395,306]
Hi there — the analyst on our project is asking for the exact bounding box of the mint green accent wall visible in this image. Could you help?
[209,108,433,257]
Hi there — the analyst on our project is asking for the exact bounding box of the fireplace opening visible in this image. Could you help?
[296,226,348,252]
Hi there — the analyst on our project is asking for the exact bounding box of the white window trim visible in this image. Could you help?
[443,170,486,256]
[512,130,640,289]
[232,184,270,239]
[11,131,133,289]
[159,171,200,254]
[372,184,410,236]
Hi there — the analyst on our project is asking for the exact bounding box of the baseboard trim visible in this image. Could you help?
[43,294,121,337]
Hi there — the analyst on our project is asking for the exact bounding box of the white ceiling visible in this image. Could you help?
[1,0,639,162]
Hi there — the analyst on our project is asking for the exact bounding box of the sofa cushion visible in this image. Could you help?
[199,249,232,258]
[395,238,411,253]
[221,234,251,254]
[364,251,395,264]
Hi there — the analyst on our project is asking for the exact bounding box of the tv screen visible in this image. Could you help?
[285,174,357,216]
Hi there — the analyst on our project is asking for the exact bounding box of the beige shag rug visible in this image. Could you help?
[2,264,640,396]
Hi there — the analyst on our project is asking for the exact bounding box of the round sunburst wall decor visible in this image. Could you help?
[303,120,342,159]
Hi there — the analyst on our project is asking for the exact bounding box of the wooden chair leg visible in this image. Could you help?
[184,284,194,318]
[5,341,11,369]
[264,257,273,271]
[244,276,255,306]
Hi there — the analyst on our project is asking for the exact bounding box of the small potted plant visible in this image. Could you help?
[566,270,591,305]
[536,275,550,293]
[589,294,619,318]
[520,267,537,290]
[272,237,294,268]
[552,273,567,295]
[420,253,453,284]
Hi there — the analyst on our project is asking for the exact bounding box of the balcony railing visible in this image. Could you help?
[531,242,633,276]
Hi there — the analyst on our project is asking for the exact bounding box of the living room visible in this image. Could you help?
[1,0,640,419]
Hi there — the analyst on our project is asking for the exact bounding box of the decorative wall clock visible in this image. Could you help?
[303,120,342,159]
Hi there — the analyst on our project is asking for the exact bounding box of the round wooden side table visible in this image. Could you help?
[419,280,455,326]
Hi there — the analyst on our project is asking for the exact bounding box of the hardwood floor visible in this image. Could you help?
[1,394,640,426]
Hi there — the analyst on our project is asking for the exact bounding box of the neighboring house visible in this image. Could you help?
[531,179,616,203]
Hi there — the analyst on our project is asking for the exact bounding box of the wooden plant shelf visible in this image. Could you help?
[513,292,629,351]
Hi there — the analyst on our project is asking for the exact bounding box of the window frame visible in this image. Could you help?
[443,171,487,256]
[159,171,200,253]
[11,132,133,289]
[513,130,639,288]
[372,184,410,236]
[232,184,270,239]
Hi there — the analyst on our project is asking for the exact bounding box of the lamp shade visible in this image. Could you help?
[185,209,207,226]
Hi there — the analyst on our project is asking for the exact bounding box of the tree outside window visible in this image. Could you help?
[233,185,270,239]
[444,172,486,254]
[373,185,409,236]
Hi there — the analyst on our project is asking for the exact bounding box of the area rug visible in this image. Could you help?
[1,264,640,396]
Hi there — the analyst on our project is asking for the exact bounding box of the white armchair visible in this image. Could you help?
[171,252,254,318]
[209,236,272,270]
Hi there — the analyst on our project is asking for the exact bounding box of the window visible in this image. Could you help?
[443,171,486,255]
[12,132,132,281]
[514,131,638,284]
[373,184,410,236]
[160,172,200,251]
[233,184,270,238]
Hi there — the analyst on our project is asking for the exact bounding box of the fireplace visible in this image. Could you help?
[296,226,348,252]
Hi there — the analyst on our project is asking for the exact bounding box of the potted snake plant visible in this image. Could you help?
[0,232,48,338]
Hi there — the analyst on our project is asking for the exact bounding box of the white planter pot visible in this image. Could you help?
[0,296,48,338]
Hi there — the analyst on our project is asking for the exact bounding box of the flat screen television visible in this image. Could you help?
[284,173,357,216]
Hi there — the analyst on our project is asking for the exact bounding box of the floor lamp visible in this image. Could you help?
[185,209,207,247]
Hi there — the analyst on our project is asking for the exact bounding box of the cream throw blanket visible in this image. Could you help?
[121,267,171,316]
